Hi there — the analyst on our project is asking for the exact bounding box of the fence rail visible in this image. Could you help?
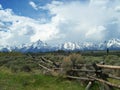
[96,64,120,69]
[31,56,120,90]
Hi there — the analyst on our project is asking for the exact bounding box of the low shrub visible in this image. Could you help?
[61,53,84,76]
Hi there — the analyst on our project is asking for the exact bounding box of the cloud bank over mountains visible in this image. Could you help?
[0,0,120,46]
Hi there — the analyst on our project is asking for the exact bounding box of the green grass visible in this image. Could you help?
[0,52,120,90]
[0,68,85,90]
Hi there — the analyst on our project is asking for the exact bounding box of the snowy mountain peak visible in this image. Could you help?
[107,38,120,48]
[32,40,47,48]
[60,42,80,50]
[1,38,120,52]
[34,40,44,45]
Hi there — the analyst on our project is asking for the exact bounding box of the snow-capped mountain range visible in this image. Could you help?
[1,38,120,52]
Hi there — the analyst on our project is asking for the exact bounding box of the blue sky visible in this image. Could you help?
[0,0,89,19]
[0,0,120,46]
[0,0,51,19]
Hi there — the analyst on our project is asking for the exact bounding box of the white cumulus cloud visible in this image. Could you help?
[0,6,60,46]
[29,1,38,10]
[41,0,120,42]
[0,0,120,46]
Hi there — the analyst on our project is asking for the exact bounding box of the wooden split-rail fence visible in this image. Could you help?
[30,55,120,90]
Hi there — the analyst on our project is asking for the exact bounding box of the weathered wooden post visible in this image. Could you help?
[85,81,93,90]
[92,63,114,90]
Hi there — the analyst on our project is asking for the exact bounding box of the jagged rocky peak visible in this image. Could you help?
[31,40,48,48]
[34,39,44,44]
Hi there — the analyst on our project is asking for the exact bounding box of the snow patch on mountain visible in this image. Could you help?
[0,38,120,52]
[107,39,120,48]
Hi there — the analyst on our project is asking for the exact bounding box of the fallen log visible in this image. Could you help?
[67,75,94,81]
[53,68,63,70]
[88,76,120,89]
[38,64,59,76]
[38,64,53,72]
[97,64,120,69]
[75,64,92,67]
[109,75,120,80]
[41,57,53,64]
[41,57,61,68]
[71,69,96,73]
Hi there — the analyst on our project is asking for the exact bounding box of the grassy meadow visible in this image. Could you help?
[0,51,120,90]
